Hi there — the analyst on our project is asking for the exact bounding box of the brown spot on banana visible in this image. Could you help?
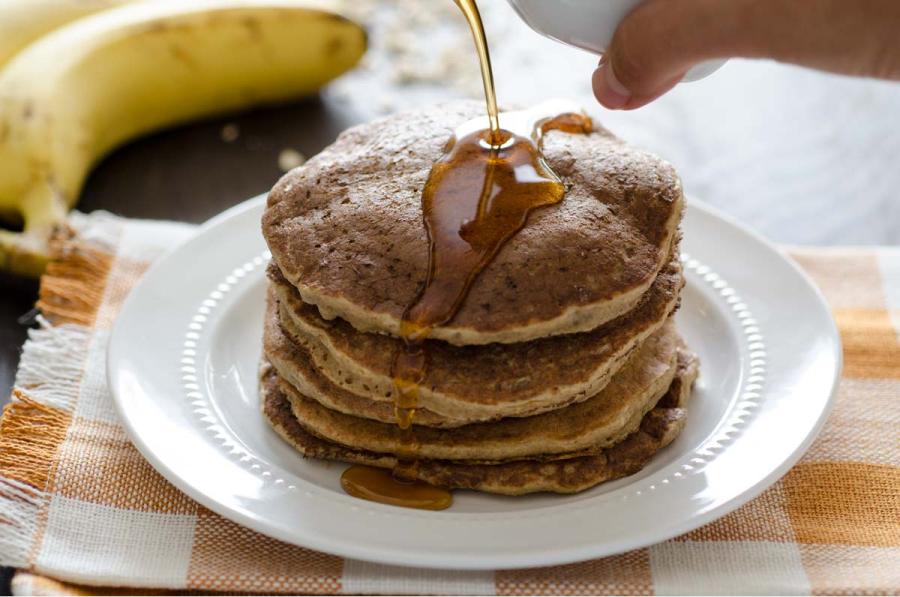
[168,44,198,70]
[325,36,344,57]
[242,16,263,42]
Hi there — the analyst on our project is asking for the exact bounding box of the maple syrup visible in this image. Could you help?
[454,0,501,143]
[340,0,592,511]
[341,465,453,511]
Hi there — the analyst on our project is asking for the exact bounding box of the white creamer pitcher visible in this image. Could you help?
[507,0,725,82]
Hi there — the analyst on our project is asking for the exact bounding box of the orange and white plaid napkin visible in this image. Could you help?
[0,211,897,595]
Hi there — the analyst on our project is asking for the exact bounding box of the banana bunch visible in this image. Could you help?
[0,0,366,276]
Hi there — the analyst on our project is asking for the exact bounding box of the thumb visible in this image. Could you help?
[593,0,738,110]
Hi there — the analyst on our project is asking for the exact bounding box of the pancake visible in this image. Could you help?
[265,294,468,428]
[260,354,697,495]
[262,100,684,346]
[266,256,683,422]
[659,347,700,409]
[277,322,681,462]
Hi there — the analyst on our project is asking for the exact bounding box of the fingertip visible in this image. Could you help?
[592,60,631,110]
[593,65,685,111]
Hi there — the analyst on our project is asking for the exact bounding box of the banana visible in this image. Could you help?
[0,0,366,275]
[0,0,141,70]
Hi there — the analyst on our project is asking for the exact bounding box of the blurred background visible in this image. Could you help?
[76,0,900,245]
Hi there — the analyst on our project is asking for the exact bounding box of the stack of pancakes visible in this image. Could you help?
[260,102,699,495]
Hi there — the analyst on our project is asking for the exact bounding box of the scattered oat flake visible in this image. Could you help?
[278,148,306,172]
[220,123,240,142]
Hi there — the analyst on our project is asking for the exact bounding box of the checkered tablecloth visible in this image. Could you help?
[0,211,897,595]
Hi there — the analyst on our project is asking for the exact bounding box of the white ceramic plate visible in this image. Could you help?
[108,195,841,570]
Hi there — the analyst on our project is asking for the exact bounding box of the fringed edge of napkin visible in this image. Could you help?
[0,214,121,569]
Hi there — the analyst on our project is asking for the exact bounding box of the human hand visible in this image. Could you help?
[592,0,900,110]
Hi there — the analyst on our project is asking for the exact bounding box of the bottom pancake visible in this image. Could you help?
[261,354,698,495]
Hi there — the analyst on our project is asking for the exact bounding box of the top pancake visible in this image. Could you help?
[262,101,684,345]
